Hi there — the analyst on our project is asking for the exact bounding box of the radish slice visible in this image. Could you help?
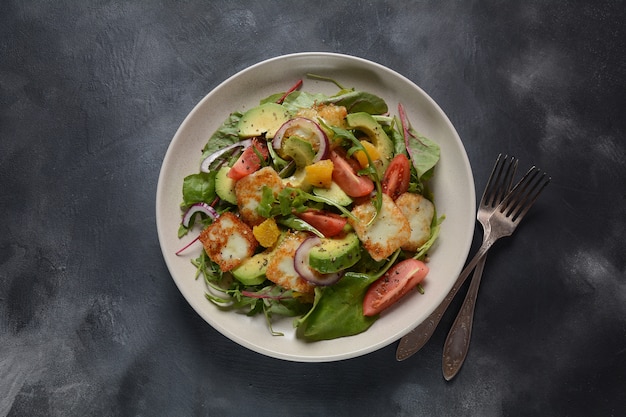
[200,139,253,173]
[182,202,219,228]
[272,118,329,162]
[294,236,341,286]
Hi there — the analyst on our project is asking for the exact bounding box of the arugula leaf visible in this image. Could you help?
[297,189,358,221]
[306,73,348,90]
[177,224,189,238]
[192,251,223,282]
[266,141,290,173]
[258,187,311,218]
[413,213,445,260]
[202,277,312,336]
[258,186,357,222]
[276,215,324,238]
[278,188,309,213]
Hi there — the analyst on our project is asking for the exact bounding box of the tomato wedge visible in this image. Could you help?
[363,258,429,316]
[329,150,374,198]
[227,138,269,180]
[381,153,411,200]
[296,209,347,237]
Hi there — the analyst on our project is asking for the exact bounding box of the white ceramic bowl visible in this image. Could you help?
[156,52,475,362]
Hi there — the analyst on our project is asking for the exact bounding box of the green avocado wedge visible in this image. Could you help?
[308,233,362,274]
[346,112,394,176]
[237,102,291,139]
[214,166,238,205]
[231,251,271,286]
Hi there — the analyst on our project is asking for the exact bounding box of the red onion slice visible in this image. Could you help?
[182,202,219,228]
[272,118,329,162]
[294,236,342,286]
[200,139,253,173]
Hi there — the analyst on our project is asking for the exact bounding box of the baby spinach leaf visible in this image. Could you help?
[297,274,378,340]
[181,172,216,208]
[405,130,440,180]
[323,91,388,115]
[201,111,243,162]
[398,104,440,180]
[260,92,285,104]
[281,91,329,113]
[388,116,407,156]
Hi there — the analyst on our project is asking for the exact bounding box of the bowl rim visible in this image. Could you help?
[156,52,476,362]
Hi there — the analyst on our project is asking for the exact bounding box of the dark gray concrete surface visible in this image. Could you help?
[1,1,625,416]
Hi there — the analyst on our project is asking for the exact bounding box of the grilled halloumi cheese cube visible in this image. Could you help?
[295,104,348,129]
[199,212,258,272]
[349,193,410,261]
[395,192,435,252]
[265,232,315,295]
[235,166,284,227]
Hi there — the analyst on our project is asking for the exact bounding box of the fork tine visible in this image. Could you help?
[484,154,518,207]
[503,167,540,216]
[512,171,550,221]
[495,156,518,205]
[500,166,551,222]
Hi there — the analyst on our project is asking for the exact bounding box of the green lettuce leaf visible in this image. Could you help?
[323,90,388,114]
[181,172,216,208]
[201,111,243,162]
[296,275,377,340]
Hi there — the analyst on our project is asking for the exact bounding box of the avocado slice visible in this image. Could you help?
[231,250,271,286]
[279,136,316,191]
[346,112,394,176]
[313,181,353,207]
[308,233,362,274]
[279,136,316,167]
[215,166,238,205]
[237,102,291,139]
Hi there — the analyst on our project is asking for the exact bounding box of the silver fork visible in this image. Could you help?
[432,166,549,369]
[396,155,518,361]
[441,156,519,380]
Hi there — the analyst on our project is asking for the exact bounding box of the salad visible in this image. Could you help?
[177,75,443,341]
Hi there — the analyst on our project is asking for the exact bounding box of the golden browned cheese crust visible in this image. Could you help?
[265,231,315,295]
[349,193,411,261]
[199,212,258,272]
[395,192,435,252]
[295,104,348,129]
[234,166,284,227]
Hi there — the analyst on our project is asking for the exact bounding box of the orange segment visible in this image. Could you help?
[304,159,334,188]
[253,218,281,248]
[354,140,380,168]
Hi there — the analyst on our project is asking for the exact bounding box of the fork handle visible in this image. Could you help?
[395,241,494,361]
[441,253,487,380]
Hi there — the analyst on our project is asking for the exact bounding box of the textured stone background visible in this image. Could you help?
[1,1,625,416]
